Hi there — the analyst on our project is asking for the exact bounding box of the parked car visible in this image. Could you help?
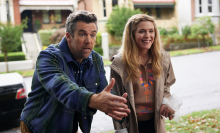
[0,73,27,122]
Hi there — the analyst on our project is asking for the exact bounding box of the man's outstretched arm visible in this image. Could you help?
[88,78,131,119]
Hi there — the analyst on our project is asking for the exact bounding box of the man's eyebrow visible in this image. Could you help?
[78,29,97,33]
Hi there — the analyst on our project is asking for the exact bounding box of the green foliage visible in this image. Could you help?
[167,26,179,35]
[95,32,102,47]
[93,47,103,56]
[34,19,41,30]
[158,27,168,36]
[166,109,220,132]
[182,25,191,36]
[191,16,215,36]
[0,52,25,62]
[191,16,215,47]
[0,20,27,54]
[39,29,56,46]
[106,6,142,40]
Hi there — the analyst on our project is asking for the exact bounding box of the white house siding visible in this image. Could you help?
[0,0,15,24]
[195,0,220,25]
[177,0,192,35]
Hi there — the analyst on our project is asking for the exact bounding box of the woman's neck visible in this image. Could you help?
[138,50,150,66]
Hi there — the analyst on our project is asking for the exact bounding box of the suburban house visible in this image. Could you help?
[133,0,178,28]
[0,0,77,32]
[0,0,219,42]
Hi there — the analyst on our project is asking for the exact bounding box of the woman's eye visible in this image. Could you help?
[91,34,96,37]
[80,34,84,36]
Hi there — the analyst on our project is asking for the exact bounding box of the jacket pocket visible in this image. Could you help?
[84,75,100,93]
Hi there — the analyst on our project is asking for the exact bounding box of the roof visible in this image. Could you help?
[19,0,74,6]
[133,0,175,3]
[0,73,24,87]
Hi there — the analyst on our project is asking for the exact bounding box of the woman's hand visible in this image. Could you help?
[160,104,175,120]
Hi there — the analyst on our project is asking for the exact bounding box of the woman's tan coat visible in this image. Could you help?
[110,50,176,133]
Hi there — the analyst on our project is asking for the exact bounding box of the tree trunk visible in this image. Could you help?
[202,35,206,47]
[4,52,9,73]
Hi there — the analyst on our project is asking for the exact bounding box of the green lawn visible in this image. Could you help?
[103,60,112,66]
[166,109,220,133]
[0,69,35,77]
[101,109,220,133]
[169,45,220,57]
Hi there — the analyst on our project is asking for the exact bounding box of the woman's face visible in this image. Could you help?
[134,21,155,52]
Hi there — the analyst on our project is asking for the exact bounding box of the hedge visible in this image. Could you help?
[0,52,25,62]
[93,47,103,56]
[38,29,56,46]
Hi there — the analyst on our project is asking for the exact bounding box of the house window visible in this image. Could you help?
[208,0,212,13]
[146,8,152,16]
[112,0,118,9]
[103,0,106,17]
[156,8,161,19]
[199,0,202,13]
[6,0,10,22]
[43,10,49,23]
[55,10,62,23]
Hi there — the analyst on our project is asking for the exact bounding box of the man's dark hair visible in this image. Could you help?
[65,10,98,36]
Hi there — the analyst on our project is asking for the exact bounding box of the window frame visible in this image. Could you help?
[199,0,202,13]
[156,8,161,19]
[55,10,62,23]
[208,0,213,13]
[42,10,50,24]
[112,0,118,10]
[6,0,10,22]
[103,0,106,17]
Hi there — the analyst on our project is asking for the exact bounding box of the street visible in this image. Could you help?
[1,51,220,133]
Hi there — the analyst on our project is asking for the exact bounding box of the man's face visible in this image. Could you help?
[66,21,97,63]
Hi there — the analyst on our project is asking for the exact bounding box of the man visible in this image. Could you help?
[20,10,130,133]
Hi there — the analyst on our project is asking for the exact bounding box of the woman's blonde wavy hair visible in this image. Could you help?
[118,14,163,81]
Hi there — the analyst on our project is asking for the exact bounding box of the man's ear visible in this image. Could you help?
[66,32,71,41]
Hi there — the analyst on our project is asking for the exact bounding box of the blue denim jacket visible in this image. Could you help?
[20,38,108,133]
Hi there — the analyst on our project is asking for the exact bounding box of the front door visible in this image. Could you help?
[21,10,33,32]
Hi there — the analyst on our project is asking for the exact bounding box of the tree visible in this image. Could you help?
[106,6,142,40]
[182,25,191,39]
[0,20,27,73]
[191,16,215,47]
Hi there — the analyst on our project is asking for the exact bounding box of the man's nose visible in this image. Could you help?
[85,35,92,44]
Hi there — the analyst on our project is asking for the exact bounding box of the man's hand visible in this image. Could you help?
[108,93,128,121]
[88,78,130,119]
[160,104,175,120]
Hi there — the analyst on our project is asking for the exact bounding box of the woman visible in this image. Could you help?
[109,14,176,133]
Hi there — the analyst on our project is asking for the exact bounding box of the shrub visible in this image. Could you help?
[49,28,65,44]
[167,26,179,35]
[93,47,103,56]
[95,32,102,47]
[34,19,41,30]
[158,27,168,36]
[0,52,25,62]
[39,29,56,46]
[106,6,142,40]
[191,16,215,47]
[182,25,191,37]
